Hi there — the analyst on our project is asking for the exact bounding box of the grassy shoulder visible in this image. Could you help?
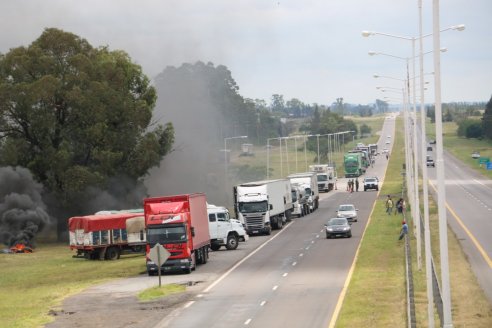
[336,117,407,327]
[0,243,146,328]
[138,284,186,301]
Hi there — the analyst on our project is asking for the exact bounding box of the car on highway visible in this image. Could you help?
[426,155,435,167]
[385,140,390,145]
[427,146,432,151]
[382,148,389,154]
[429,139,436,144]
[325,217,352,238]
[472,151,480,159]
[336,204,358,222]
[363,177,379,191]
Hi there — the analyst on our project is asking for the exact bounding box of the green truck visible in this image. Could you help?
[344,153,363,177]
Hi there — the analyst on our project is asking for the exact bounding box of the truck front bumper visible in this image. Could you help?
[147,258,191,273]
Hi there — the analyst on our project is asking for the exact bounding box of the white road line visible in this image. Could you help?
[272,285,278,291]
[305,246,310,250]
[244,318,252,325]
[202,221,294,293]
[196,294,203,298]
[260,301,266,306]
[282,273,288,277]
[311,240,315,244]
[292,261,297,266]
[184,301,194,309]
[316,234,320,238]
[299,253,304,257]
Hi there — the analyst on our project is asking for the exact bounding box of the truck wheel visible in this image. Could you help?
[226,234,239,250]
[201,247,208,263]
[210,243,221,251]
[277,219,283,230]
[105,247,119,260]
[265,226,272,235]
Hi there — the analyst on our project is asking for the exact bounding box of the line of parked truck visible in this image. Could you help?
[68,165,337,275]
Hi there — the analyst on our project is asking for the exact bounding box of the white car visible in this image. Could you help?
[385,140,390,144]
[382,148,389,154]
[336,204,358,222]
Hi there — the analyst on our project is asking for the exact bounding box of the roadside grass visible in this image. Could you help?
[138,284,185,301]
[336,117,407,327]
[0,243,146,328]
[426,120,492,179]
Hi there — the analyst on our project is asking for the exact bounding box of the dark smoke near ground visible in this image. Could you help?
[0,166,51,247]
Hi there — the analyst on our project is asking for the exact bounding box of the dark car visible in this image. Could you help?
[325,217,352,238]
[363,177,379,191]
[429,139,436,144]
[426,155,435,167]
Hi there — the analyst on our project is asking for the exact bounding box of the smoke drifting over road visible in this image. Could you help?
[0,166,51,247]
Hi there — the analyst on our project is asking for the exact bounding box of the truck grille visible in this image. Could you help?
[244,215,265,230]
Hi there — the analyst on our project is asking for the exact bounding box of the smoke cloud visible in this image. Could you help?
[0,166,51,247]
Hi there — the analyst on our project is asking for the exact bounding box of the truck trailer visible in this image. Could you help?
[309,164,337,192]
[144,193,210,275]
[234,179,293,235]
[69,212,146,260]
[287,172,319,212]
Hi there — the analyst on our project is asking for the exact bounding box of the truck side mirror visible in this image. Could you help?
[269,204,273,210]
[191,227,195,237]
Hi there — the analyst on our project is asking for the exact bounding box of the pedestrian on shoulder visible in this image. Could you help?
[385,195,393,215]
[355,178,359,192]
[398,220,408,240]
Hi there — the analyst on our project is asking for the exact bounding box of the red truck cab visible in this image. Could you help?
[144,193,210,274]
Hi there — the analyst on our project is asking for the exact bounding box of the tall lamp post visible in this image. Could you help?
[224,135,248,204]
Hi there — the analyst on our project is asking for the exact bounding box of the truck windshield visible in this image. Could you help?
[238,201,268,213]
[345,161,358,167]
[317,175,328,182]
[147,225,187,244]
[291,190,298,203]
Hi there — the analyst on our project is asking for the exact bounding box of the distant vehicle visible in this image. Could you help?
[387,135,391,139]
[325,218,352,238]
[472,152,480,159]
[343,153,363,177]
[207,203,248,251]
[382,148,389,154]
[336,204,358,222]
[427,146,432,151]
[309,164,337,192]
[429,139,436,144]
[426,155,435,167]
[385,140,390,145]
[363,177,379,191]
[288,172,320,212]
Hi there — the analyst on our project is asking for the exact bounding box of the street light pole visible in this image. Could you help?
[433,1,453,326]
[224,135,248,205]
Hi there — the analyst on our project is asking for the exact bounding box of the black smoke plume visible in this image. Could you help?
[0,166,51,247]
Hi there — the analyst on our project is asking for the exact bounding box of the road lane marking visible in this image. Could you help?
[244,318,252,325]
[272,285,278,291]
[292,261,297,266]
[316,234,320,238]
[282,273,288,277]
[305,246,310,250]
[197,294,203,298]
[311,240,315,244]
[260,301,266,306]
[184,301,194,308]
[299,253,304,257]
[429,181,492,269]
[202,220,294,294]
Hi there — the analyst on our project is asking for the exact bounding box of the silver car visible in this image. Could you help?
[325,217,352,238]
[336,204,358,222]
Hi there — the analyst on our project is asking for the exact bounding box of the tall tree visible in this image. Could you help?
[482,95,492,139]
[271,94,285,113]
[0,28,174,237]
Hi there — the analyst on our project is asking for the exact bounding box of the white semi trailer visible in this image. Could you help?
[288,172,319,212]
[309,164,337,192]
[234,179,293,235]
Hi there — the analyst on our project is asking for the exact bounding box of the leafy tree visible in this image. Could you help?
[333,98,345,115]
[482,95,492,139]
[271,94,285,113]
[0,28,174,237]
[360,123,372,136]
[466,123,483,138]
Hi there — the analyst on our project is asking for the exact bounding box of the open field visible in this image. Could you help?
[0,244,146,328]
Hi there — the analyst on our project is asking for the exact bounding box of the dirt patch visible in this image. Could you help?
[46,285,196,328]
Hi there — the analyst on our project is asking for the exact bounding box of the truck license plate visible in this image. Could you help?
[252,230,259,234]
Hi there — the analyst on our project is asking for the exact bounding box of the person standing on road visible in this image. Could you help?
[385,195,393,215]
[355,178,359,192]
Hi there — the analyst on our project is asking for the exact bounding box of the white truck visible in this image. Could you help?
[291,183,308,217]
[288,172,319,212]
[207,203,248,251]
[233,179,293,235]
[309,164,337,192]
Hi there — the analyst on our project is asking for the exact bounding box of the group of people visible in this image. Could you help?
[346,178,359,192]
[385,195,405,215]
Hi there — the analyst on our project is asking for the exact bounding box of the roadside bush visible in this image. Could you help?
[457,119,483,138]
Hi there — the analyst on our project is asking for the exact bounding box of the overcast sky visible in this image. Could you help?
[1,0,491,105]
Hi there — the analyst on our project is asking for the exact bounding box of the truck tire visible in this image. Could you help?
[225,234,239,250]
[277,218,283,229]
[105,247,119,260]
[210,243,221,251]
[265,226,272,235]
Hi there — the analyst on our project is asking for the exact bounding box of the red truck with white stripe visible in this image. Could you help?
[144,193,211,275]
